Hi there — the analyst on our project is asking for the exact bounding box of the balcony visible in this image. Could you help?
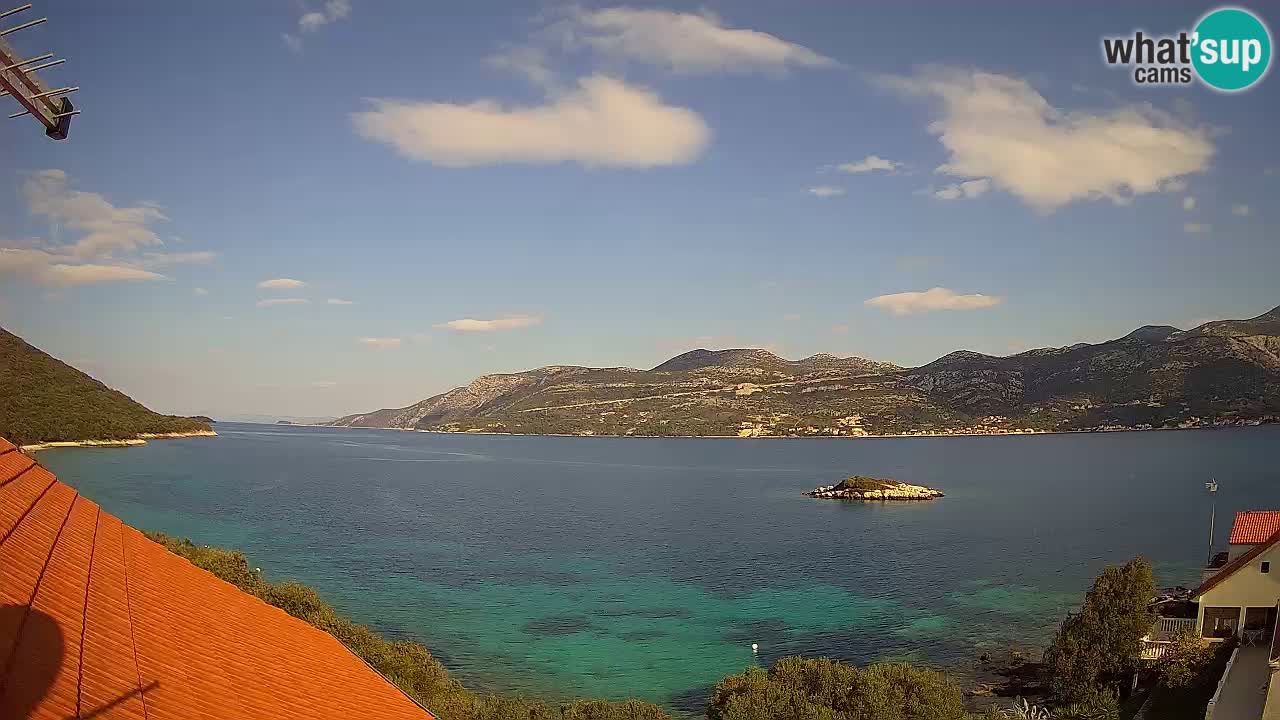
[1140,617,1198,661]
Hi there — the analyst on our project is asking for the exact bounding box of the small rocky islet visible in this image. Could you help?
[805,475,944,501]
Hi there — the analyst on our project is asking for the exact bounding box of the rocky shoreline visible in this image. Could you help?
[20,430,218,452]
[806,475,944,501]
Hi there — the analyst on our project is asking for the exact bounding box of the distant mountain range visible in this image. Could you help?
[0,327,213,446]
[218,414,338,425]
[331,306,1280,438]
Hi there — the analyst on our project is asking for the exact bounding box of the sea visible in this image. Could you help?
[37,423,1280,714]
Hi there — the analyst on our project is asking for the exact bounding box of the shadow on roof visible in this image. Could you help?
[76,679,159,720]
[0,604,63,718]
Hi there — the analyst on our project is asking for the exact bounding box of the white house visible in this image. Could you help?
[1192,511,1280,641]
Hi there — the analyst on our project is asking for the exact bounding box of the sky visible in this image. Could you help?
[1,1,1277,419]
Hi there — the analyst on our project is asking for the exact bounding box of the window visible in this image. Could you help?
[1203,607,1241,638]
[1264,562,1271,574]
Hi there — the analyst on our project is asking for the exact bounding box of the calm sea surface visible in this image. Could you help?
[38,424,1280,713]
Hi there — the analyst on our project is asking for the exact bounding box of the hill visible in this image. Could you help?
[331,305,1280,438]
[0,327,213,446]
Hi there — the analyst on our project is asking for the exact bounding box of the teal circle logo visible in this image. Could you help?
[1192,7,1271,91]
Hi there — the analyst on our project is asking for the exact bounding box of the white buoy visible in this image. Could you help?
[751,643,758,653]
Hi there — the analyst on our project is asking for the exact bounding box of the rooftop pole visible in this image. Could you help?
[1207,478,1219,566]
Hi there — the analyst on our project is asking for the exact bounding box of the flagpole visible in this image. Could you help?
[1207,478,1218,566]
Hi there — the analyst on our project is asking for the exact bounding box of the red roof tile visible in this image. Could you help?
[1229,511,1280,544]
[0,440,434,720]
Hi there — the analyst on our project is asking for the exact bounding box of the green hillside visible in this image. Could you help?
[0,327,211,446]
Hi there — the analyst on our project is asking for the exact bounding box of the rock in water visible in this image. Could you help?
[805,475,943,501]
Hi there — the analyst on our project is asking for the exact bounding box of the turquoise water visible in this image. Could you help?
[39,424,1280,713]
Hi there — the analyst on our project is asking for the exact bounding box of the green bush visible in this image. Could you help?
[1043,557,1155,702]
[1140,638,1235,720]
[707,656,974,720]
[1051,687,1120,720]
[1157,631,1215,689]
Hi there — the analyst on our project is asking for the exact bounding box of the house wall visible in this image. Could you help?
[1229,543,1257,561]
[1197,543,1280,636]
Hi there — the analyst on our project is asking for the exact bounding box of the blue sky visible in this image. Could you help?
[1,1,1277,419]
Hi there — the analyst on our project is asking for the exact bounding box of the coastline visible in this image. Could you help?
[20,429,218,453]
[315,419,1276,441]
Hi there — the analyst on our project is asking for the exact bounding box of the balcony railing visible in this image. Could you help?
[1140,617,1199,660]
[1151,617,1199,640]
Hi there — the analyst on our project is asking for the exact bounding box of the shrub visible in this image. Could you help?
[1000,698,1050,719]
[1052,687,1120,720]
[707,656,972,720]
[1157,631,1215,689]
[1044,557,1155,702]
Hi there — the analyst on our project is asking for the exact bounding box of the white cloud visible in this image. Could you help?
[257,278,306,289]
[933,178,991,200]
[837,155,900,174]
[194,287,209,296]
[1163,179,1188,193]
[1232,204,1251,216]
[563,7,834,75]
[435,314,543,333]
[1183,196,1196,211]
[50,261,163,287]
[353,75,710,168]
[2,171,215,289]
[283,0,350,50]
[865,287,1003,315]
[880,68,1214,210]
[140,251,216,268]
[23,169,167,258]
[0,252,167,287]
[326,298,354,305]
[256,298,310,307]
[1184,222,1211,234]
[358,337,402,350]
[808,186,844,198]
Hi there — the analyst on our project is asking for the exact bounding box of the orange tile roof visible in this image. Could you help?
[0,435,434,720]
[1229,511,1280,544]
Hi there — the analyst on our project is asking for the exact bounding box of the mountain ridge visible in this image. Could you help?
[331,306,1280,437]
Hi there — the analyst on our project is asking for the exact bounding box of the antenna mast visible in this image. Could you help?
[0,3,78,139]
[1206,478,1219,566]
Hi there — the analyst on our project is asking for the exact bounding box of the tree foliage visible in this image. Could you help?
[1157,631,1216,690]
[0,328,211,445]
[707,656,975,720]
[1043,557,1155,702]
[1050,687,1120,720]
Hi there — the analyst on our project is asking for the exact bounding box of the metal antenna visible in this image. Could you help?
[0,3,77,140]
